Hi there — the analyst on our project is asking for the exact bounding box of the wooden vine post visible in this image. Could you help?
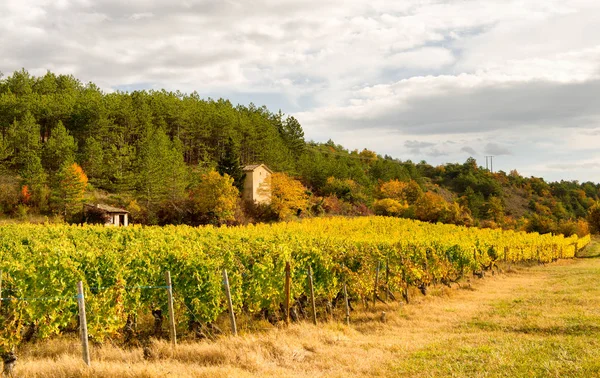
[307,266,317,325]
[384,260,389,302]
[284,262,291,324]
[76,281,91,367]
[222,269,238,336]
[0,270,3,309]
[343,282,350,325]
[373,261,380,307]
[165,271,177,346]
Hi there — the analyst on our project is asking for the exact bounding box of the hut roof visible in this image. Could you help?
[242,164,273,173]
[85,203,129,214]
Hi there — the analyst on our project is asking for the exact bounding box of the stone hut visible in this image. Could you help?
[242,164,272,204]
[84,203,129,226]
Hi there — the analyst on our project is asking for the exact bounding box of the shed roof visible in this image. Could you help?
[243,164,273,173]
[85,203,129,214]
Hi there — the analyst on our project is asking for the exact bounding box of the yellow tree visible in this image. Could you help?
[373,198,408,216]
[378,179,408,200]
[378,179,423,205]
[265,172,309,220]
[55,163,88,217]
[414,192,448,223]
[190,171,239,223]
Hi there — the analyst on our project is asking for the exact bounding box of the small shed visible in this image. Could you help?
[84,204,129,226]
[243,164,272,204]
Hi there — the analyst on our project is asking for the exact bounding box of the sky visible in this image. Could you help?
[1,0,600,183]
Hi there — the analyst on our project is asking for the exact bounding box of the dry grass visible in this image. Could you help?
[10,256,600,377]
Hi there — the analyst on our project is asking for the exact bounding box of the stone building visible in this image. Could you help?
[84,203,129,226]
[242,164,272,204]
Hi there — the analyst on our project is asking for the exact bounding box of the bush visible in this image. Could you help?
[373,198,407,216]
[0,175,20,215]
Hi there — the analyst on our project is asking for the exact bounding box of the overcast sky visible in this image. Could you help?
[2,0,599,183]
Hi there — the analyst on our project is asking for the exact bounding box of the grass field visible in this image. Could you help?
[11,241,600,377]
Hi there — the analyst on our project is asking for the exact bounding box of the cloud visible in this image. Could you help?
[1,0,600,182]
[298,76,600,137]
[546,162,600,171]
[404,140,435,153]
[461,146,477,155]
[484,143,511,156]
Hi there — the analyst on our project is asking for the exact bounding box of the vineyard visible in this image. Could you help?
[0,217,590,361]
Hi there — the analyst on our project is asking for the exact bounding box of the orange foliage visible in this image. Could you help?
[21,185,31,204]
[57,163,88,216]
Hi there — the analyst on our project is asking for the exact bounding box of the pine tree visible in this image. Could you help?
[81,136,105,187]
[42,120,77,173]
[9,112,43,177]
[282,116,305,157]
[136,127,188,209]
[217,136,245,191]
[8,113,48,207]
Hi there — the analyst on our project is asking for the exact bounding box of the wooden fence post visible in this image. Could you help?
[373,261,380,307]
[384,261,389,302]
[308,266,317,325]
[344,283,350,325]
[165,271,177,346]
[76,281,91,367]
[222,269,238,336]
[284,262,291,325]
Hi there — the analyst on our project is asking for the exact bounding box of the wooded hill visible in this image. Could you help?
[0,69,598,235]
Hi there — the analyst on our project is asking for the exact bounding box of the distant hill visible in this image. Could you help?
[0,69,597,235]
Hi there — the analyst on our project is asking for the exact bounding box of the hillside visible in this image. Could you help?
[0,69,598,234]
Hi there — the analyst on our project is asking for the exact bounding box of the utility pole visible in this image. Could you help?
[485,156,494,172]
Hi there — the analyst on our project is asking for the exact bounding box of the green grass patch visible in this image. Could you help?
[391,258,600,377]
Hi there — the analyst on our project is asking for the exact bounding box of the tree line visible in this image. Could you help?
[0,69,598,234]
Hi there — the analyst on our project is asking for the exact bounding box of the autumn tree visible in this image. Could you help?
[414,192,448,223]
[373,198,408,216]
[484,196,504,223]
[378,179,408,200]
[54,163,88,217]
[190,171,239,224]
[265,172,309,220]
[587,202,600,234]
[358,148,377,164]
